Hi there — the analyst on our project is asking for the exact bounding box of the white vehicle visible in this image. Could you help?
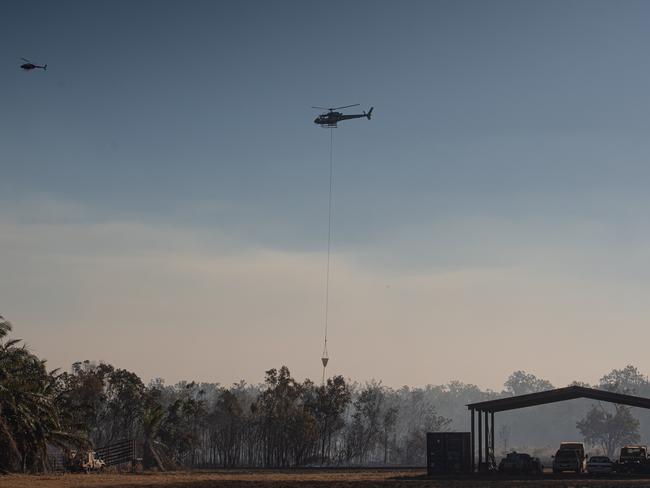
[67,450,106,473]
[560,442,585,454]
[587,455,613,475]
[82,451,106,472]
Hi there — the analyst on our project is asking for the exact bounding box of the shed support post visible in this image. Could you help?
[470,408,475,471]
[477,409,482,468]
[484,410,489,470]
[490,411,495,468]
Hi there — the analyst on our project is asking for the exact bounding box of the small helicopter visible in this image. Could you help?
[313,104,373,128]
[20,58,47,71]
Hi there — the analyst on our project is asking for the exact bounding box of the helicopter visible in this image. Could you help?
[20,58,47,71]
[313,104,373,128]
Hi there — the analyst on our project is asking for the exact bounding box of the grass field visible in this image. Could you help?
[5,469,650,488]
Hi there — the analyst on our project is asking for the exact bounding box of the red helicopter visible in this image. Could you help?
[20,58,47,71]
[313,104,373,128]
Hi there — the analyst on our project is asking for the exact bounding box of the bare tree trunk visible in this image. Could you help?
[145,441,166,471]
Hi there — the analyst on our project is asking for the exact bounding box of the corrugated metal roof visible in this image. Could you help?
[467,385,650,412]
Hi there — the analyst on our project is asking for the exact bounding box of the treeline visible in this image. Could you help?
[55,364,452,469]
[1,315,650,473]
[0,317,450,472]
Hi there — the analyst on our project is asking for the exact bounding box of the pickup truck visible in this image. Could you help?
[618,445,650,473]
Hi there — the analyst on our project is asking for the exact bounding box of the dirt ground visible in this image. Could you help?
[5,469,650,488]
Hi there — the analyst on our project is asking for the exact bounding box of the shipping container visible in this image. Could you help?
[427,432,472,475]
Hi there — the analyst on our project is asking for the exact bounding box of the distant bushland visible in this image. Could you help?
[0,316,648,472]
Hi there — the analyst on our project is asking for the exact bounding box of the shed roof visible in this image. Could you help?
[467,385,650,412]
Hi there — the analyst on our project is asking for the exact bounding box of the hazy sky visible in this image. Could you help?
[3,1,650,390]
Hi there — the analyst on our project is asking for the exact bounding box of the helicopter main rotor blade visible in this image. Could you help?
[312,106,331,110]
[332,104,359,110]
[21,57,33,63]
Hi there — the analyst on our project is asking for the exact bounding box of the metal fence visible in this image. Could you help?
[95,438,136,468]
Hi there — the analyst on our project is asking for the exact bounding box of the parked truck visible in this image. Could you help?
[618,445,650,474]
[552,442,587,474]
[498,451,543,474]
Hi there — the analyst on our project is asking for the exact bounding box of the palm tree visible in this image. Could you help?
[0,315,23,472]
[0,315,86,472]
[142,401,167,471]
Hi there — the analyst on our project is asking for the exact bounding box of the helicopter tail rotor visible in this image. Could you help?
[43,64,47,71]
[365,107,373,120]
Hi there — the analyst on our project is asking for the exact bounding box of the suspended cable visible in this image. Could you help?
[312,103,372,384]
[322,127,333,385]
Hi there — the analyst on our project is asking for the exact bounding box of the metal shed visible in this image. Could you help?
[466,385,650,471]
